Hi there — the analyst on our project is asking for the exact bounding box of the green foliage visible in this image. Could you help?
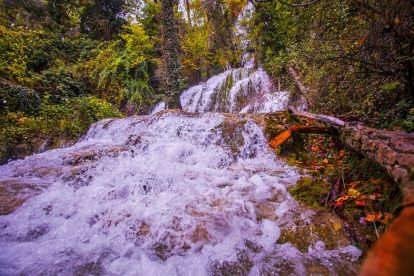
[0,80,40,116]
[88,24,154,113]
[0,96,122,164]
[0,24,98,93]
[257,0,414,131]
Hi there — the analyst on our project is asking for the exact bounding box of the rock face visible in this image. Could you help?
[338,122,414,205]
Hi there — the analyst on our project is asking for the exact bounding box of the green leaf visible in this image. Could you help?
[382,81,400,90]
[276,2,283,10]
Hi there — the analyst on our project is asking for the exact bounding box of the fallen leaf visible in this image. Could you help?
[322,159,329,164]
[355,199,367,206]
[333,222,342,232]
[369,193,382,200]
[395,17,399,24]
[337,195,351,202]
[370,178,381,185]
[335,201,347,208]
[380,214,394,224]
[365,212,382,222]
[348,189,361,197]
[359,37,365,45]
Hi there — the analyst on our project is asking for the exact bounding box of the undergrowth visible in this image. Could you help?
[287,122,402,242]
[0,96,122,164]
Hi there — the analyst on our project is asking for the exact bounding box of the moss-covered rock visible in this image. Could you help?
[289,176,330,207]
[277,210,353,253]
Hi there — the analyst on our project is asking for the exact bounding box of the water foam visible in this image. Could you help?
[0,111,360,275]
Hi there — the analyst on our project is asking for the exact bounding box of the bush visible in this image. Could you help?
[0,80,40,116]
[0,96,122,164]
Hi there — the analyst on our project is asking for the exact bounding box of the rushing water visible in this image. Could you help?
[0,110,361,275]
[1,9,355,273]
[151,68,291,116]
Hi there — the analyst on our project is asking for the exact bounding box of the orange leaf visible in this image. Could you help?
[370,178,381,185]
[322,159,329,164]
[359,37,365,45]
[395,17,399,24]
[335,201,347,208]
[355,198,367,206]
[337,195,351,202]
[365,212,382,222]
[380,214,394,224]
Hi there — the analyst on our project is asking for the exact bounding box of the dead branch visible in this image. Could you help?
[288,105,345,127]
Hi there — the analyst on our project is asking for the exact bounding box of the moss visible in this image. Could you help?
[215,118,247,158]
[217,73,234,112]
[289,176,330,207]
[408,170,414,181]
[263,111,303,141]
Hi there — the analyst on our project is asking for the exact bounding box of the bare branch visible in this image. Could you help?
[277,0,318,7]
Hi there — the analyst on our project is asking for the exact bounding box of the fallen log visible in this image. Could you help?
[337,122,414,206]
[285,107,414,276]
[269,125,334,148]
[286,107,414,205]
[288,105,345,127]
[286,67,414,275]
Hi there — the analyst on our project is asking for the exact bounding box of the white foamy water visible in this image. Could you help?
[0,111,360,275]
[151,66,304,116]
[180,68,289,114]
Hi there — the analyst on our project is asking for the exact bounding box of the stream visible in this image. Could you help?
[0,66,362,275]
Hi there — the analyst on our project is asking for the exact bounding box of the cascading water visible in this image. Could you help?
[151,68,291,116]
[1,4,356,275]
[180,68,290,114]
[0,110,361,275]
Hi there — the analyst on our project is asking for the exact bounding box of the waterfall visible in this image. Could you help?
[0,111,360,275]
[1,4,355,275]
[151,68,290,116]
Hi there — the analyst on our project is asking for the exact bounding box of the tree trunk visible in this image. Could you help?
[161,0,182,109]
[288,106,345,127]
[288,66,312,105]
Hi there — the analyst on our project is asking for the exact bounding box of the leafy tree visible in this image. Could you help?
[88,24,154,114]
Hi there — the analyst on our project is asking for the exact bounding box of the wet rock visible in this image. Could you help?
[209,250,253,276]
[277,210,353,253]
[0,179,48,215]
[289,176,330,207]
[24,223,50,241]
